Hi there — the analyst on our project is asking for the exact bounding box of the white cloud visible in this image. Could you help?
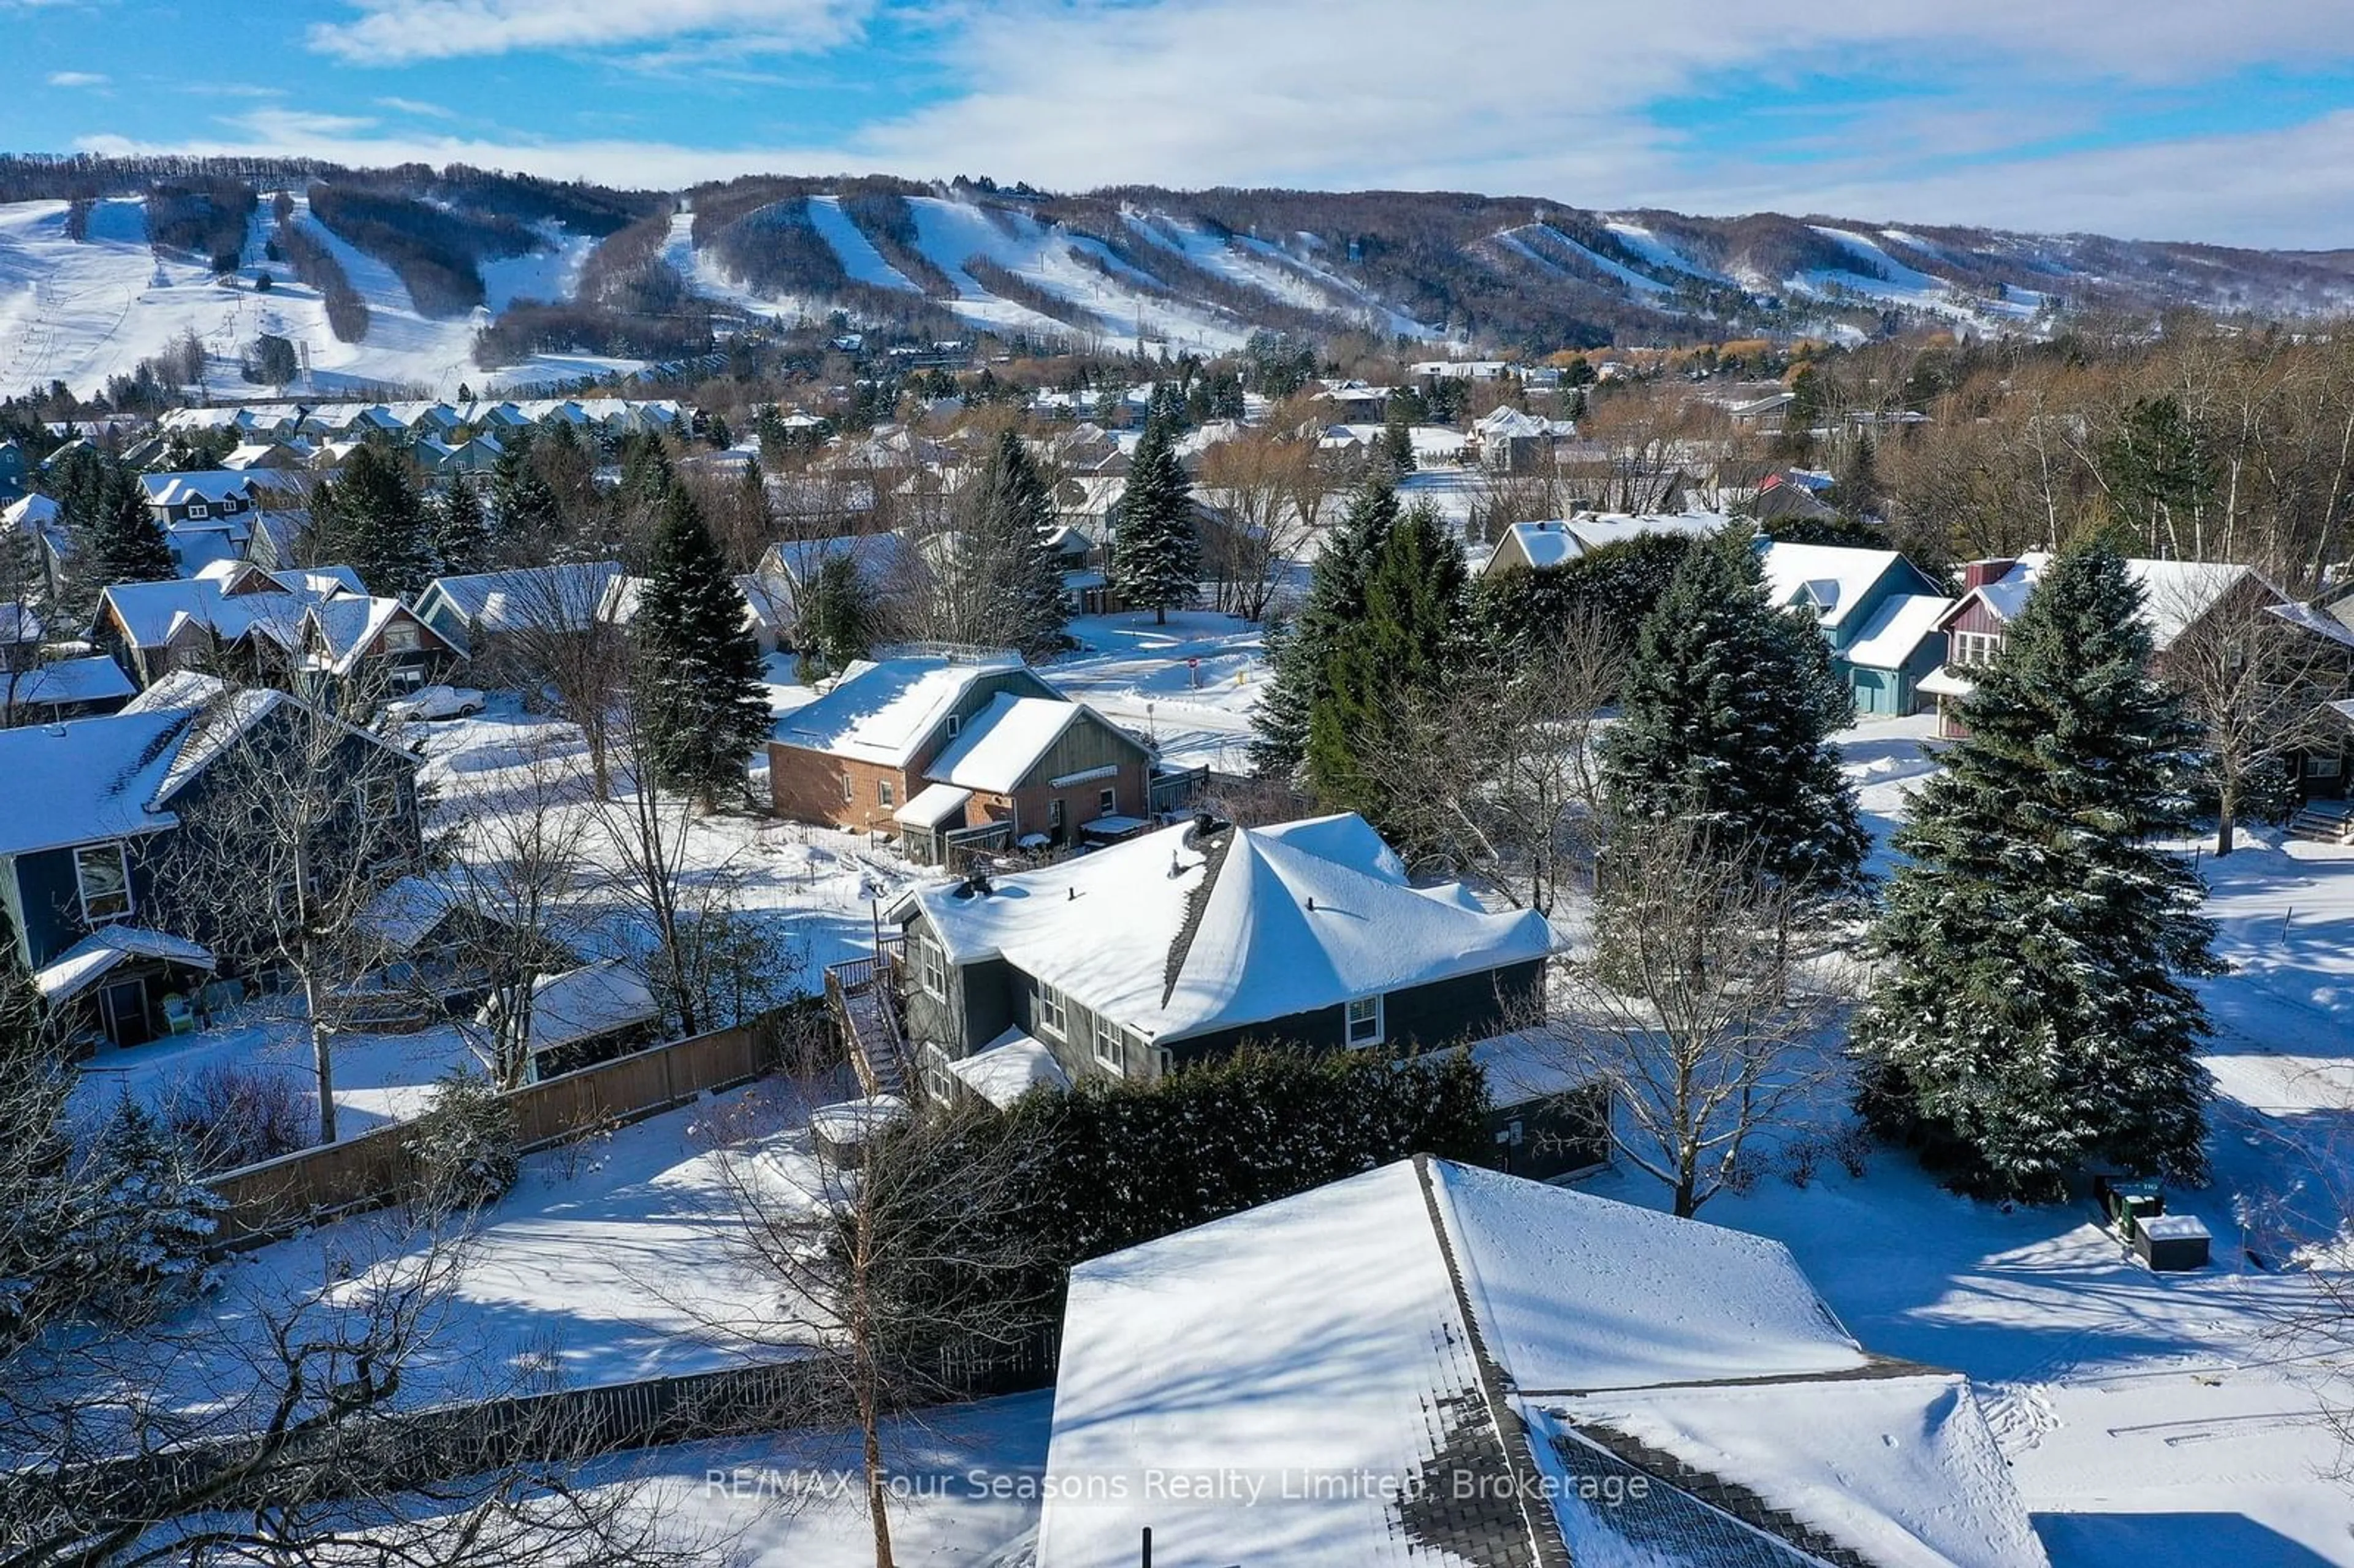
[45,70,109,88]
[307,0,873,64]
[375,96,455,118]
[63,0,2354,246]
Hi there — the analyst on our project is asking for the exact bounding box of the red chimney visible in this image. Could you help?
[1960,557,2018,591]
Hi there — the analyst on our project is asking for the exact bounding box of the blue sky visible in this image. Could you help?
[11,0,2354,247]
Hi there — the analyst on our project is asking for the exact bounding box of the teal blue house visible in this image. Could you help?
[1758,540,1954,717]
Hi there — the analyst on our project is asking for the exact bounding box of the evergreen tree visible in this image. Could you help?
[1851,540,2219,1200]
[67,1097,222,1322]
[631,485,770,812]
[1304,501,1468,842]
[799,550,875,677]
[1251,475,1400,778]
[490,434,563,547]
[313,443,432,597]
[1381,410,1417,475]
[431,479,493,576]
[1599,527,1868,900]
[58,452,172,607]
[959,430,1070,658]
[1835,430,1880,519]
[1109,416,1198,625]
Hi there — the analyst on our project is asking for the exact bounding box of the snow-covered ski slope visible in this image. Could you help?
[682,192,1442,351]
[0,193,636,398]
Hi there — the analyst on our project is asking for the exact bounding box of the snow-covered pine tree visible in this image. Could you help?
[631,485,770,812]
[1250,474,1401,778]
[315,443,433,598]
[964,430,1070,658]
[1109,416,1198,625]
[432,479,493,576]
[69,1097,223,1322]
[1851,538,2219,1200]
[1599,525,1868,899]
[799,551,875,677]
[490,434,562,547]
[60,454,173,604]
[1305,500,1469,842]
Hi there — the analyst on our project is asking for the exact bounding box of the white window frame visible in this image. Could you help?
[1048,797,1065,833]
[1953,630,2002,667]
[945,712,963,738]
[383,622,420,653]
[1097,786,1116,816]
[2308,754,2345,780]
[1035,981,1068,1041]
[74,841,132,923]
[1089,1011,1123,1071]
[842,773,855,804]
[915,934,946,998]
[878,777,894,807]
[185,501,209,520]
[1345,994,1385,1048]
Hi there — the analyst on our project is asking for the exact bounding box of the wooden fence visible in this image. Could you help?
[11,1326,1060,1527]
[208,1016,784,1246]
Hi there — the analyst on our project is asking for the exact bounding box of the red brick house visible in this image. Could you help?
[769,654,1152,860]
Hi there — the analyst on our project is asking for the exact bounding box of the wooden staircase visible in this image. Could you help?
[824,939,913,1099]
[2288,800,2354,845]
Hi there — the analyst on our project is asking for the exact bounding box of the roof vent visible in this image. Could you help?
[1306,895,1316,911]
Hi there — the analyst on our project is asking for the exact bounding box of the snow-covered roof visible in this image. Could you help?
[99,567,347,652]
[757,531,925,592]
[1759,541,1909,631]
[1843,592,1954,670]
[0,707,197,854]
[357,876,467,953]
[892,781,971,829]
[503,959,659,1056]
[911,814,1554,1045]
[140,470,253,508]
[1038,1157,2044,1568]
[34,926,214,1003]
[773,654,1034,769]
[1949,552,2269,653]
[1,653,135,713]
[942,1026,1070,1109]
[419,561,625,634]
[1484,513,1731,577]
[923,693,1091,794]
[305,596,418,674]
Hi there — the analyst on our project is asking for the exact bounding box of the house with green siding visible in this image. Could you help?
[1757,539,1952,717]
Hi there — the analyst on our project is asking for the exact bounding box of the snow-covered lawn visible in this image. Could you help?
[1047,610,1269,771]
[173,1079,835,1410]
[70,1016,474,1141]
[1818,714,2354,1564]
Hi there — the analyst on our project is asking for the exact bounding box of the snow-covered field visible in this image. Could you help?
[1048,610,1269,772]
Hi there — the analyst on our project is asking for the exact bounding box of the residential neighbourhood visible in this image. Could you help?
[6,124,2354,1568]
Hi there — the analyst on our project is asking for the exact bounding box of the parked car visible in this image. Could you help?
[384,685,486,722]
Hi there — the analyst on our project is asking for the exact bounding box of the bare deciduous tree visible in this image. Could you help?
[1195,429,1325,620]
[161,676,423,1146]
[1512,817,1848,1217]
[2156,578,2353,855]
[702,1095,1049,1568]
[502,564,633,799]
[1379,615,1624,916]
